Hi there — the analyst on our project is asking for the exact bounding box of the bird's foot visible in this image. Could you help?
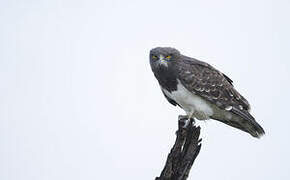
[190,118,196,126]
[178,115,196,128]
[178,115,190,128]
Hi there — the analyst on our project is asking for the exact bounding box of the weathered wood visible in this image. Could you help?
[155,119,201,180]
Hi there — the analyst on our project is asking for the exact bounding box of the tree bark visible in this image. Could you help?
[155,119,202,180]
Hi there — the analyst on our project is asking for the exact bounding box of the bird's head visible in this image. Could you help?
[149,47,180,69]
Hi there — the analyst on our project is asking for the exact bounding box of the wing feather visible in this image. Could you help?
[176,56,250,111]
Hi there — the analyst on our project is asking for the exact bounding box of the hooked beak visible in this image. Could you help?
[159,55,165,61]
[159,55,168,67]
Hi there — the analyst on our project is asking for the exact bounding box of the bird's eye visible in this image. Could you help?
[165,55,171,59]
[152,55,158,60]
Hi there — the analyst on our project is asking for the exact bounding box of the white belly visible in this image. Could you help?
[162,80,213,120]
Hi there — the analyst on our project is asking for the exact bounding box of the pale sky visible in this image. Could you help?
[1,0,290,179]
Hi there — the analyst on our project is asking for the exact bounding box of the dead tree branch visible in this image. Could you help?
[155,119,202,180]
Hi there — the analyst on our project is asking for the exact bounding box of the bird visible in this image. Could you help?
[149,47,265,138]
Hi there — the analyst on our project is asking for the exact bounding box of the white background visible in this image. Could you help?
[1,0,290,179]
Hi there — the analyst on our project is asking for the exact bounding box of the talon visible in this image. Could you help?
[190,118,196,126]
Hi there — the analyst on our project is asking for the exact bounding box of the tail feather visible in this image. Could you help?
[211,107,265,138]
[239,118,265,138]
[213,117,265,138]
[231,107,265,138]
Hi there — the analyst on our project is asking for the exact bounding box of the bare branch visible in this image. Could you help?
[155,119,201,180]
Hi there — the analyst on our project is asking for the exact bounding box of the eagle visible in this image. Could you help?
[149,47,265,138]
